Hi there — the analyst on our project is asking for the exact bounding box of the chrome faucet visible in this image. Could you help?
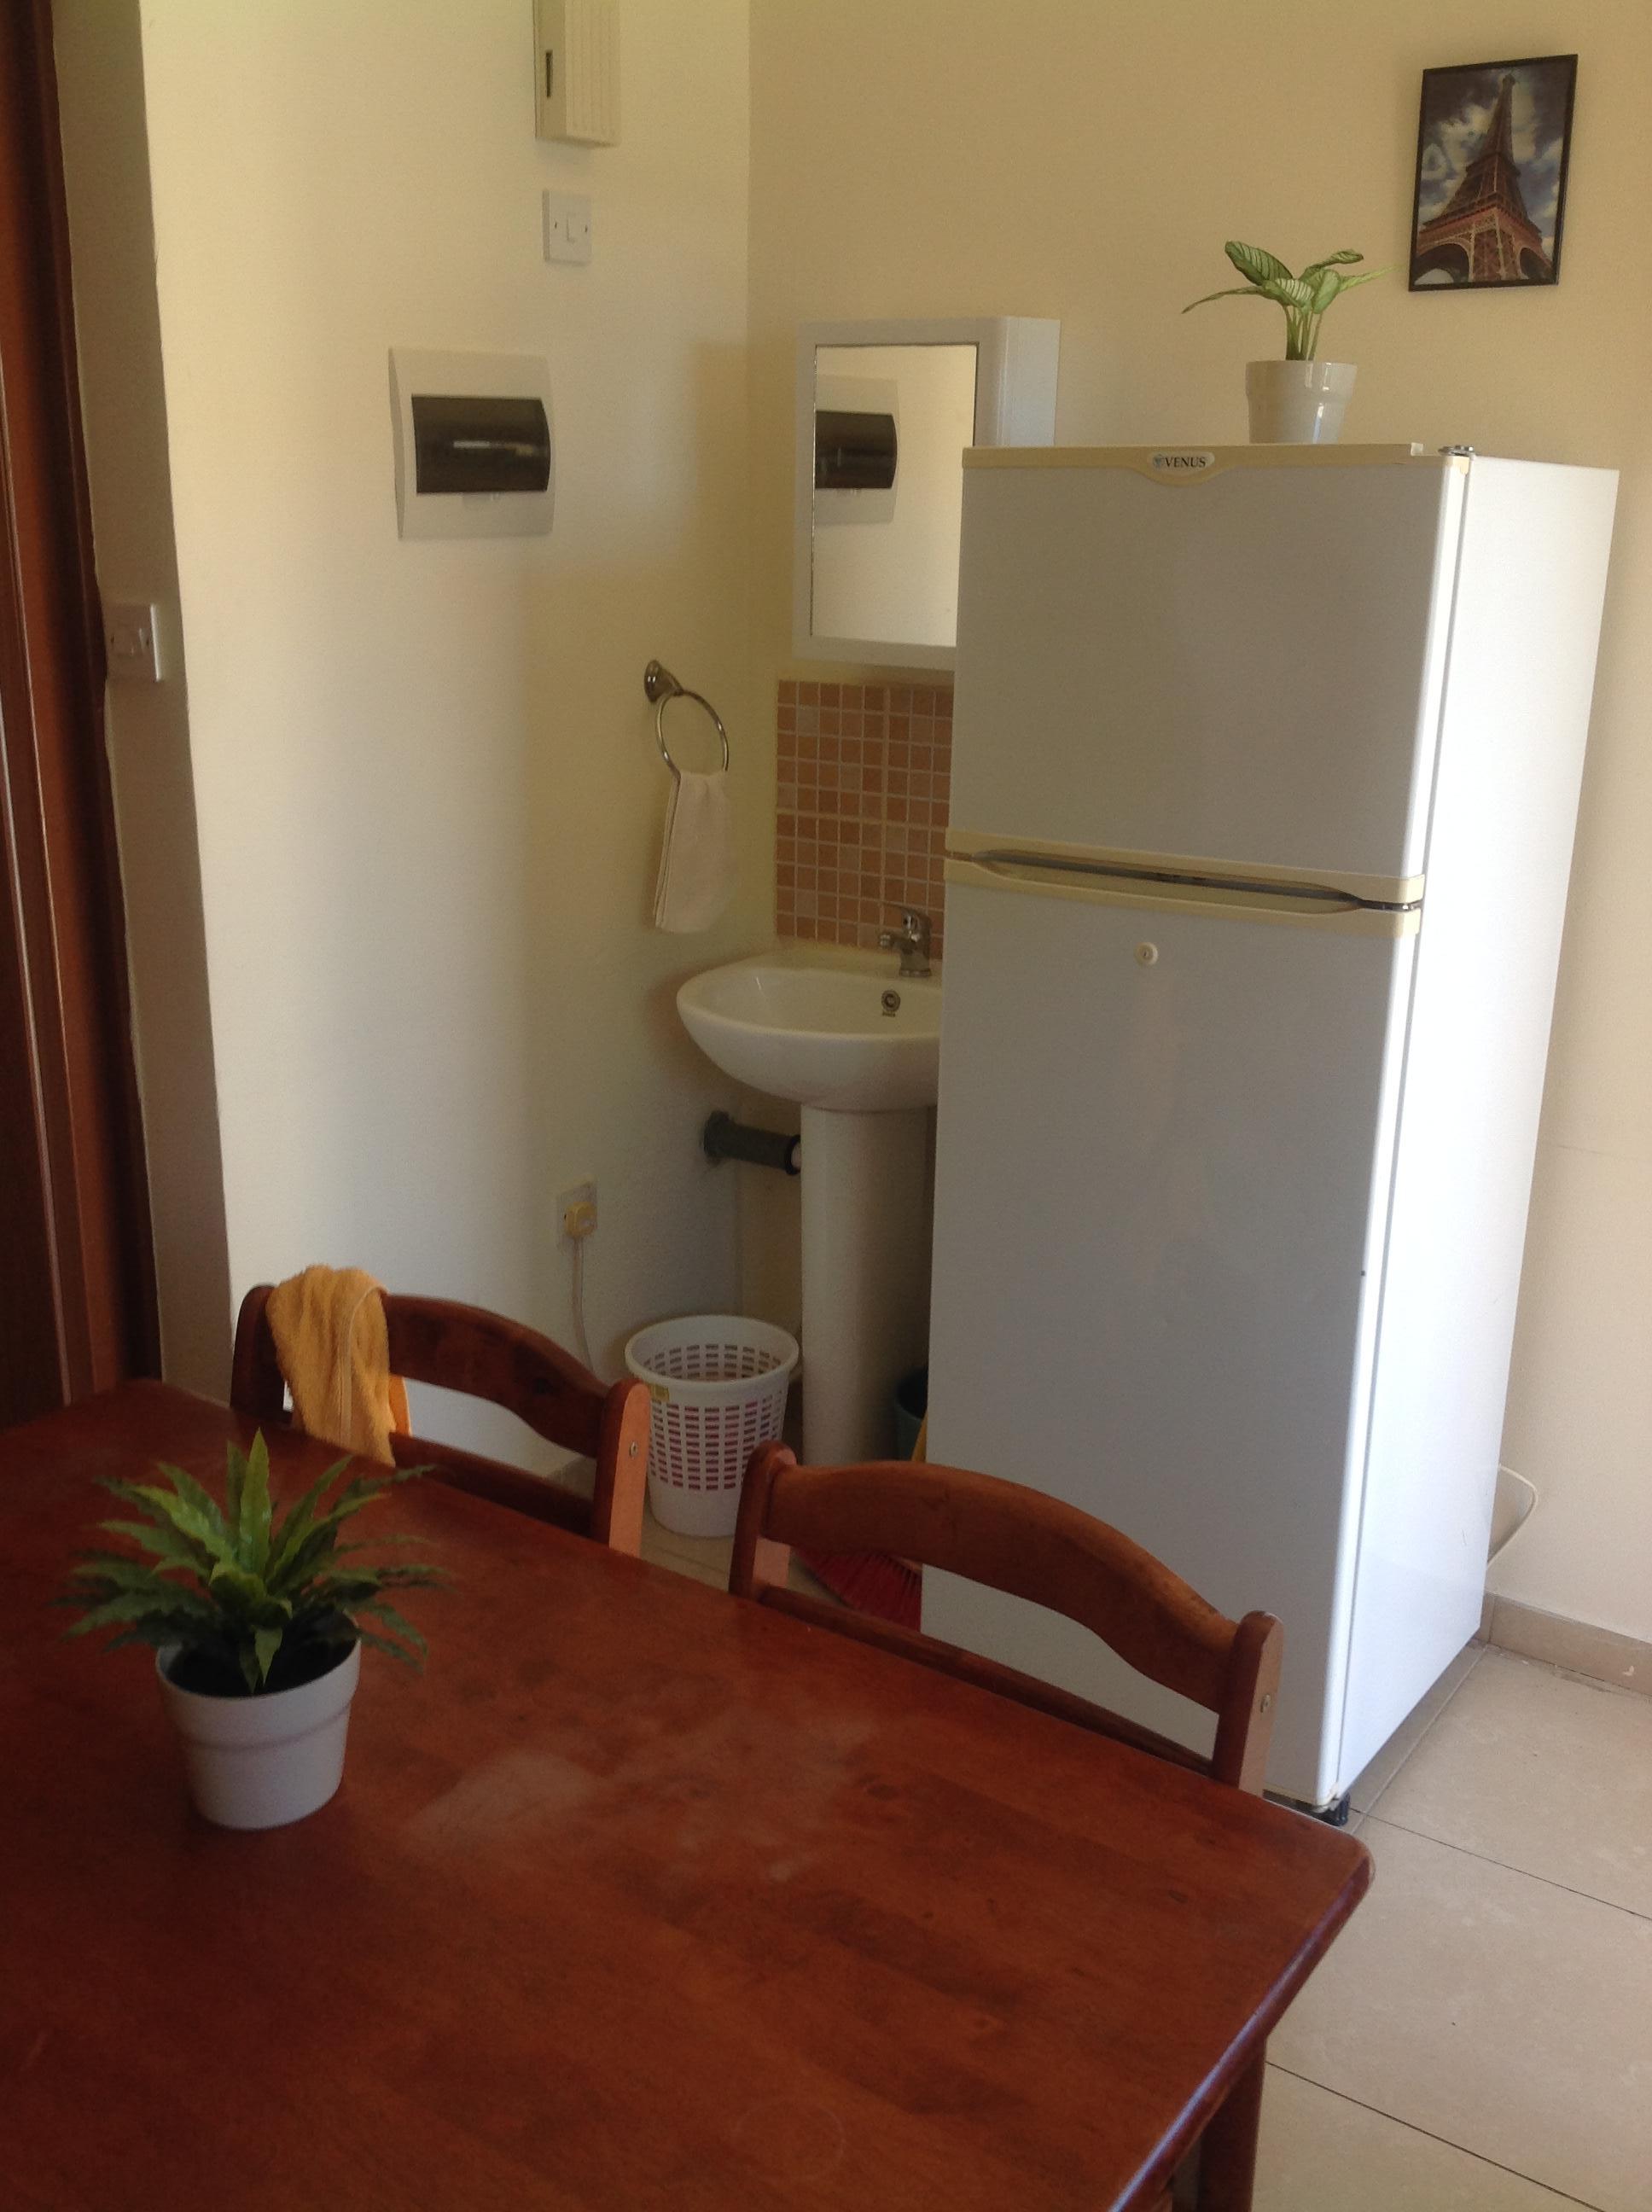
[878,906,933,978]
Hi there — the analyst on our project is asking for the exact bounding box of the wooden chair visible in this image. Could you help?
[731,1444,1284,2211]
[230,1285,649,1555]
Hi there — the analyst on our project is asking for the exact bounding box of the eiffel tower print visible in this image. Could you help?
[1410,56,1577,291]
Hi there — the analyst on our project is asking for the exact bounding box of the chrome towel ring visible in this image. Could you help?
[645,659,730,779]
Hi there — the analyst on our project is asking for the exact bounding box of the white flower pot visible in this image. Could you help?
[157,1641,359,1830]
[1245,359,1357,445]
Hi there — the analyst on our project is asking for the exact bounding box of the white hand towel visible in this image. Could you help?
[653,768,735,933]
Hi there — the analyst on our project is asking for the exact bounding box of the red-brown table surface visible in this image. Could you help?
[1,1383,1369,2210]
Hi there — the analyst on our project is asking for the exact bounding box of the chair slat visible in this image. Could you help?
[386,1296,607,1462]
[387,1431,594,1538]
[737,1456,1237,1712]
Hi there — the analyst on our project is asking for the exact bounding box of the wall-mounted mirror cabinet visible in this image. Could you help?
[794,317,1060,670]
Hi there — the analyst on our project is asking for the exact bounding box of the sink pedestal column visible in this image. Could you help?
[800,1104,930,1464]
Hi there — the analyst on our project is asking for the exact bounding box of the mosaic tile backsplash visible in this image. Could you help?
[776,680,953,957]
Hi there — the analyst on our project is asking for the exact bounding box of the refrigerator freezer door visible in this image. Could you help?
[951,451,1465,889]
[925,872,1415,1806]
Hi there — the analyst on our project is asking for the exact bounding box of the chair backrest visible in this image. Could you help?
[230,1285,649,1554]
[730,1444,1283,1791]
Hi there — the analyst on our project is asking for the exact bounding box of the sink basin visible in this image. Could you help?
[678,955,941,1112]
[678,952,942,1460]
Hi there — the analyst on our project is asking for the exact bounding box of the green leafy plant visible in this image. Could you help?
[62,1434,444,1696]
[1184,242,1389,361]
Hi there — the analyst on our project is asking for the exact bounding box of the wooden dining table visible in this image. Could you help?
[2,1383,1370,2210]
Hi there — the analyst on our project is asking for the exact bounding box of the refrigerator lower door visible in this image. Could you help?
[925,869,1416,1807]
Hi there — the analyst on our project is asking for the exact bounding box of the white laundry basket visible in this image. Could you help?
[624,1314,799,1539]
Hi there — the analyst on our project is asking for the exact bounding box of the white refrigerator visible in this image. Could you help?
[924,444,1617,1811]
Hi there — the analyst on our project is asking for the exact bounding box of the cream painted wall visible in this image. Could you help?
[122,0,759,1447]
[749,0,1652,1639]
[53,1,230,1395]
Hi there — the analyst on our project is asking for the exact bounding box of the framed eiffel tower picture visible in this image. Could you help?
[1410,55,1577,290]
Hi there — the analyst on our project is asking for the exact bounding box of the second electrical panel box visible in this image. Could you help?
[535,0,620,146]
[388,348,556,540]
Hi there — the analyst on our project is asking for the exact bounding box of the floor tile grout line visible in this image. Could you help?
[1544,1662,1651,1703]
[647,1542,730,1570]
[1265,2060,1608,2210]
[1361,1809,1652,1924]
[649,1557,726,1590]
[1359,1640,1487,1819]
[642,1546,729,1581]
[642,1526,730,1561]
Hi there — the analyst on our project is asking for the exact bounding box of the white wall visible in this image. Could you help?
[120,0,759,1442]
[53,0,230,1395]
[750,0,1652,1641]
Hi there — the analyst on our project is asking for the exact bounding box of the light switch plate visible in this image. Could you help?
[103,600,163,683]
[543,190,593,265]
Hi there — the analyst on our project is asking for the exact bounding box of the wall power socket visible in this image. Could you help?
[558,1179,597,1241]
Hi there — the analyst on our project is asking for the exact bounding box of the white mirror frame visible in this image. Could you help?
[793,317,1060,671]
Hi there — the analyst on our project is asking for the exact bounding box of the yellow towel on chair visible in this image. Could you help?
[265,1265,410,1466]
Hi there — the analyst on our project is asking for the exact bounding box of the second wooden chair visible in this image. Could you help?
[731,1444,1284,2211]
[731,1442,1282,1790]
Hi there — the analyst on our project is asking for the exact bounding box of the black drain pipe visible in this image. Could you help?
[702,1111,800,1176]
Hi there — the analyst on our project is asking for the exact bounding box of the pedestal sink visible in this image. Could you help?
[678,952,941,1463]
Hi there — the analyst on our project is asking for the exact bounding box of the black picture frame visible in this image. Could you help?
[1409,55,1577,292]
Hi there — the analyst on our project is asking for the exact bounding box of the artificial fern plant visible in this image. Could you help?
[63,1434,443,1696]
[1184,242,1389,361]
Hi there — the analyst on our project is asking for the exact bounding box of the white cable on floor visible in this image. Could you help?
[570,1235,597,1377]
[1486,1464,1539,1563]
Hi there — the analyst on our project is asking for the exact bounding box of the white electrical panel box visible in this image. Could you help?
[534,0,620,146]
[388,348,556,541]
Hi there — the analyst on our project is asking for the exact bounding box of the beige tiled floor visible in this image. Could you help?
[1268,1647,1652,2211]
[639,1499,837,1600]
[639,1522,1650,2211]
[638,1501,736,1588]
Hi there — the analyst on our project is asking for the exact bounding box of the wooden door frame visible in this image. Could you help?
[0,0,158,1415]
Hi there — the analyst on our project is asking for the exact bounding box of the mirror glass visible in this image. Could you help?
[807,343,979,653]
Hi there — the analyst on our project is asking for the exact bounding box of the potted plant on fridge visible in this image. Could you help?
[62,1434,443,1831]
[1184,241,1388,445]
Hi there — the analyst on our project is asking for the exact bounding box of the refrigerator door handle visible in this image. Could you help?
[945,853,1422,940]
[965,847,1423,914]
[946,829,1425,909]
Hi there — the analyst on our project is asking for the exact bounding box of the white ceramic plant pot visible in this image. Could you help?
[1246,359,1357,445]
[157,1641,360,1830]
